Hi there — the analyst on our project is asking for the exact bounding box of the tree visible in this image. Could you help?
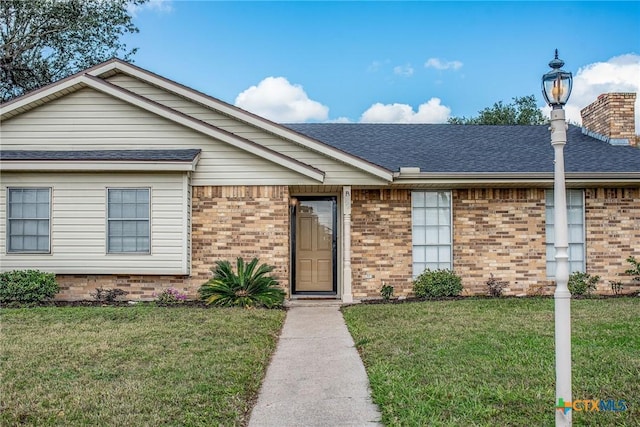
[1,0,147,102]
[448,95,546,125]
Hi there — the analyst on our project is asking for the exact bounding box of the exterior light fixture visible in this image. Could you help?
[543,49,573,427]
[542,49,573,108]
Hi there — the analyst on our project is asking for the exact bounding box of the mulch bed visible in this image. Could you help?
[1,300,211,308]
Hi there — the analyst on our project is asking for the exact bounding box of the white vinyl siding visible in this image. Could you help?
[107,188,150,253]
[6,188,51,253]
[105,75,388,186]
[412,191,452,277]
[0,173,187,274]
[0,88,321,186]
[546,189,585,277]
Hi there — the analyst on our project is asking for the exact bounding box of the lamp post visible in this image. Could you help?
[542,49,573,427]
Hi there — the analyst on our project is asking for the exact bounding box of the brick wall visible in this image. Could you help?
[453,189,549,295]
[580,93,637,146]
[56,275,190,300]
[585,187,640,292]
[190,185,290,293]
[53,185,640,300]
[350,189,413,298]
[57,185,290,300]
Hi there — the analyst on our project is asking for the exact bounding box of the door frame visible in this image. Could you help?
[290,196,338,295]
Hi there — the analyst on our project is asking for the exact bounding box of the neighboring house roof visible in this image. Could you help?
[0,149,202,172]
[0,149,201,162]
[285,123,640,174]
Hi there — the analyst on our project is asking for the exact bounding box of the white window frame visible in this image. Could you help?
[6,187,52,254]
[411,190,453,277]
[106,188,151,254]
[546,189,585,278]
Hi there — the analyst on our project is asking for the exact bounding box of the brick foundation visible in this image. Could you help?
[56,274,190,301]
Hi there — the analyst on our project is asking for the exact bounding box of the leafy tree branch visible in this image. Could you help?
[448,95,547,125]
[1,0,147,102]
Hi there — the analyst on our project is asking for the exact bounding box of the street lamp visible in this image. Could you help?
[542,49,573,427]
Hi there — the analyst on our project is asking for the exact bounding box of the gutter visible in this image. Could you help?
[392,168,640,187]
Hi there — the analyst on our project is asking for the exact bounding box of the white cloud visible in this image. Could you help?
[359,98,451,123]
[393,63,414,77]
[425,58,463,71]
[127,0,173,16]
[235,77,329,123]
[558,53,640,132]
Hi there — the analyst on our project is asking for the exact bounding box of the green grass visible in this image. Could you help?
[0,306,285,426]
[343,298,639,426]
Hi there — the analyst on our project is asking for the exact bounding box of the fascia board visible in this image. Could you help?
[392,172,640,187]
[0,79,87,119]
[0,161,196,172]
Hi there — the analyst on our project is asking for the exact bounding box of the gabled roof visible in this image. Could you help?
[1,71,326,182]
[286,123,640,175]
[0,59,393,182]
[85,60,393,181]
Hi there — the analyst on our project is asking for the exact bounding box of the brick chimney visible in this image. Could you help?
[580,92,637,146]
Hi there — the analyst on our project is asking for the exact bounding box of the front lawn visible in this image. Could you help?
[0,306,285,426]
[343,298,639,426]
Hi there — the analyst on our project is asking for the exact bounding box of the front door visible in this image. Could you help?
[292,197,337,294]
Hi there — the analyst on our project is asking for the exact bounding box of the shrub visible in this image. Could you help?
[610,281,624,296]
[380,283,394,301]
[486,273,508,297]
[91,287,129,303]
[567,272,600,296]
[0,269,59,304]
[625,256,640,282]
[154,288,188,305]
[198,257,285,308]
[413,269,462,298]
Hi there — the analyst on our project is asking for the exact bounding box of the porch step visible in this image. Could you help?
[285,298,351,307]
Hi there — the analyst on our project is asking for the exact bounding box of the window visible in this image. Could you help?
[412,191,452,277]
[107,188,150,253]
[546,189,585,277]
[7,188,51,253]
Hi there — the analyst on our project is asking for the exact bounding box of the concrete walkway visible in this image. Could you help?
[248,305,382,427]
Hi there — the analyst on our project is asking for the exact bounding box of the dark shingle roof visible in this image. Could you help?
[0,149,201,162]
[285,124,640,173]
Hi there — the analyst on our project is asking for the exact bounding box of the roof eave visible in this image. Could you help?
[0,160,198,172]
[391,172,640,188]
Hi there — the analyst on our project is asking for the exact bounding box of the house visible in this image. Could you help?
[1,59,638,301]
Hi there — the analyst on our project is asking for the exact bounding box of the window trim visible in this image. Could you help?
[106,187,151,255]
[545,189,586,278]
[411,190,453,277]
[6,187,52,254]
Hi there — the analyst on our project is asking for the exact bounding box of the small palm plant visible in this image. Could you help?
[198,257,285,308]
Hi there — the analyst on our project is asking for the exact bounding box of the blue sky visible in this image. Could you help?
[127,1,640,126]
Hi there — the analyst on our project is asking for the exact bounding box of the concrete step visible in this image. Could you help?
[285,298,348,307]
